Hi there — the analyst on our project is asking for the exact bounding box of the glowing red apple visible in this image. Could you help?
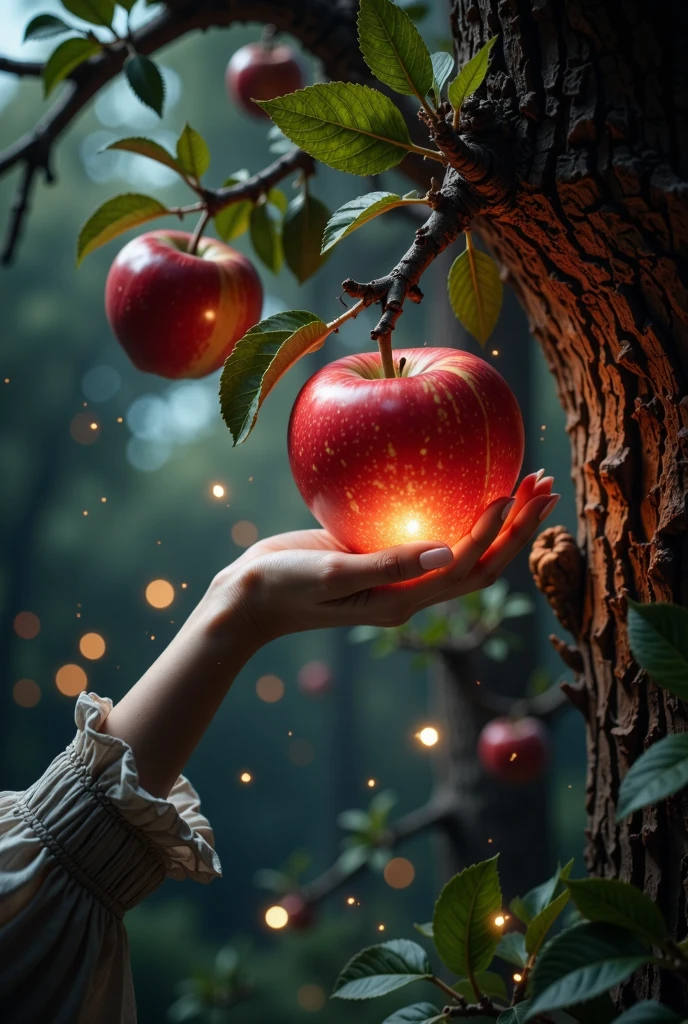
[287,348,524,553]
[226,41,303,119]
[105,230,262,379]
[280,892,316,930]
[477,717,549,784]
[298,660,332,696]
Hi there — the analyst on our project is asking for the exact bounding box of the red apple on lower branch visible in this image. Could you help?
[287,348,524,553]
[226,41,303,118]
[478,716,549,784]
[105,230,263,379]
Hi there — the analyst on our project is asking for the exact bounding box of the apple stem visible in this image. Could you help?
[377,331,397,379]
[188,209,210,256]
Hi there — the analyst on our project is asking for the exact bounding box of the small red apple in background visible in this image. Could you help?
[226,40,303,119]
[287,348,524,554]
[280,892,316,930]
[477,717,549,784]
[298,660,332,697]
[105,230,262,379]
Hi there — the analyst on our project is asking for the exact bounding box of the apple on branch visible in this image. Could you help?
[226,38,304,119]
[287,348,524,553]
[105,230,263,380]
[477,716,550,784]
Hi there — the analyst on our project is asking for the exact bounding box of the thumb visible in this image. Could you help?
[326,541,453,598]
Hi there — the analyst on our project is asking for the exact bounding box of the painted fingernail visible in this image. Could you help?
[535,468,546,482]
[501,498,515,521]
[419,547,453,570]
[539,494,561,521]
[536,475,554,491]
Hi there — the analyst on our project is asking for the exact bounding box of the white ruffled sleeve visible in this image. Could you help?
[0,692,222,1024]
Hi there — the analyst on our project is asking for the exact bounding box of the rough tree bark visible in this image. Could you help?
[449,0,688,1006]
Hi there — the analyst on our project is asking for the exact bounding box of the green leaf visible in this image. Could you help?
[430,51,454,102]
[447,36,497,113]
[266,187,288,214]
[357,0,433,101]
[526,890,570,956]
[61,0,114,26]
[454,971,507,1002]
[565,878,667,946]
[258,82,416,176]
[253,868,290,892]
[447,240,503,346]
[495,932,527,968]
[498,1004,531,1024]
[399,1,430,22]
[250,201,283,274]
[214,171,252,242]
[617,733,688,820]
[124,54,165,117]
[433,856,502,978]
[174,122,210,178]
[220,311,331,445]
[627,599,688,698]
[612,1003,682,1024]
[24,14,72,41]
[118,0,137,10]
[102,136,185,175]
[336,846,370,874]
[43,37,102,96]
[503,594,535,619]
[322,191,426,253]
[381,1004,446,1024]
[511,861,574,926]
[283,192,331,283]
[369,789,397,828]
[413,922,433,939]
[525,923,650,1020]
[332,939,432,1000]
[568,993,617,1024]
[76,192,169,265]
[338,809,371,832]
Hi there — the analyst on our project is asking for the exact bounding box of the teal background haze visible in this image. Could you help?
[0,2,584,1020]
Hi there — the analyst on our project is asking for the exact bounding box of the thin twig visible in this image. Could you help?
[0,56,43,76]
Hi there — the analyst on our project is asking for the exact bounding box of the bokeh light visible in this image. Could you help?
[297,985,326,1012]
[367,778,376,788]
[79,632,106,660]
[231,520,258,547]
[145,579,175,608]
[13,679,41,708]
[13,611,40,639]
[211,483,226,498]
[82,365,122,402]
[417,726,439,747]
[513,973,523,983]
[70,413,100,445]
[494,915,506,927]
[240,772,252,783]
[55,664,88,697]
[383,857,415,889]
[265,905,288,929]
[297,660,331,695]
[256,674,285,703]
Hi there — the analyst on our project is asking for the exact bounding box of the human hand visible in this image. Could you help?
[212,471,558,647]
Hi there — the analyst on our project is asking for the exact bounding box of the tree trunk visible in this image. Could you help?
[448,0,688,1005]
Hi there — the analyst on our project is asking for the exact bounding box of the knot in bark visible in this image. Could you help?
[529,525,583,637]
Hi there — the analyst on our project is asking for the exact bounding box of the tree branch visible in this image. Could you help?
[300,796,453,905]
[0,56,43,76]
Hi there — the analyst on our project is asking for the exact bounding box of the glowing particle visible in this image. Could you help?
[240,772,252,783]
[116,416,123,423]
[211,483,225,498]
[145,579,174,608]
[488,838,493,844]
[509,752,518,762]
[256,674,285,703]
[383,858,415,890]
[101,497,107,503]
[494,915,506,927]
[417,726,439,747]
[378,924,385,932]
[491,349,499,356]
[55,664,87,697]
[79,632,106,660]
[4,378,9,384]
[83,511,88,517]
[13,679,41,708]
[406,519,420,535]
[13,611,40,640]
[297,984,326,1012]
[232,520,258,547]
[181,582,188,589]
[346,897,355,905]
[150,635,155,640]
[70,413,100,445]
[89,421,98,431]
[203,309,216,321]
[265,906,288,930]
[367,778,376,788]
[513,973,523,983]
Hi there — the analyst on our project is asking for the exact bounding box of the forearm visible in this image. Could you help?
[100,575,259,799]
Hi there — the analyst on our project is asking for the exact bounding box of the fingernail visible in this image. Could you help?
[501,498,515,521]
[419,547,453,570]
[536,475,554,491]
[535,468,545,482]
[539,494,560,521]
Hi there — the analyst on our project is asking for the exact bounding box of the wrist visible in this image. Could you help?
[196,567,265,665]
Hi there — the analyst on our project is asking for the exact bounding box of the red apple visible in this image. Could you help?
[287,348,524,553]
[477,717,549,784]
[226,41,304,119]
[298,660,332,696]
[280,892,316,930]
[105,230,262,380]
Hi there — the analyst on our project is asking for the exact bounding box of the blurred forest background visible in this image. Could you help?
[1,1,585,1020]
